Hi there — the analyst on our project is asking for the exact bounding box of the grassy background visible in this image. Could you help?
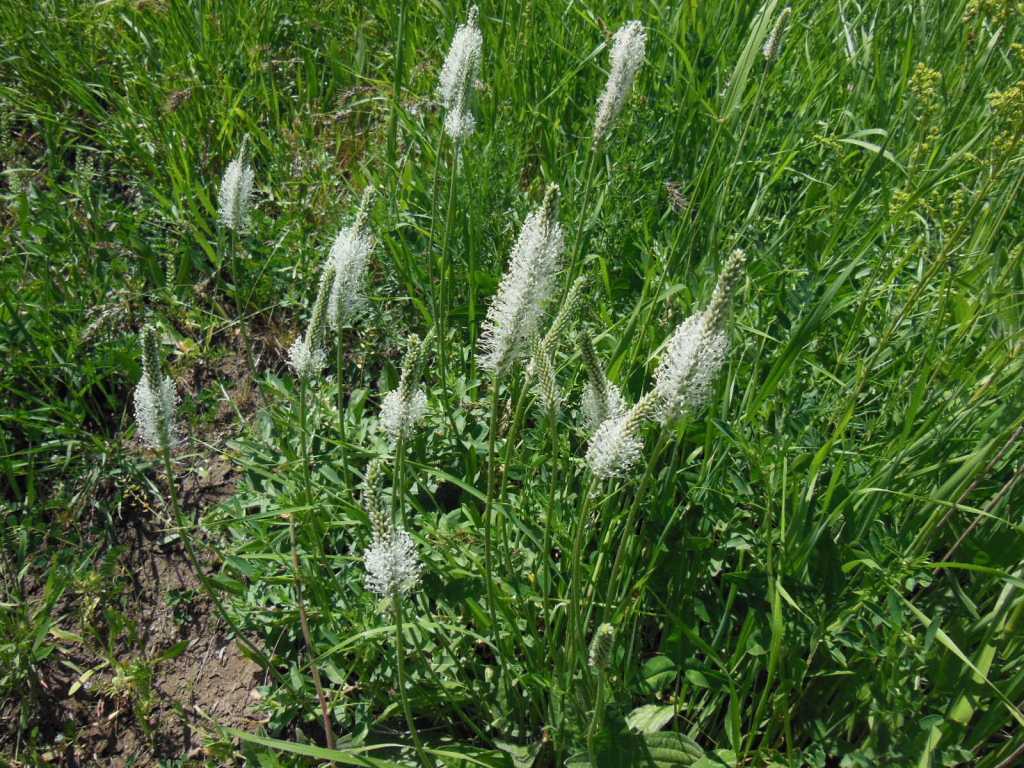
[2,0,1023,765]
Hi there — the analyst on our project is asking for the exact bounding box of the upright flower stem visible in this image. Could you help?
[294,378,335,749]
[393,593,435,768]
[482,376,501,641]
[335,317,351,493]
[566,147,598,284]
[541,407,560,652]
[586,668,606,761]
[437,140,460,389]
[225,228,256,375]
[563,475,594,715]
[388,0,408,166]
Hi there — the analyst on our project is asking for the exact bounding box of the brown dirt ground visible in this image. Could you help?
[1,353,272,767]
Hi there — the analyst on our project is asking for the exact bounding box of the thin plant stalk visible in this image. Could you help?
[334,316,351,493]
[586,668,606,761]
[294,378,336,750]
[436,139,460,389]
[393,593,435,768]
[388,0,409,166]
[482,375,501,642]
[566,146,598,283]
[225,228,256,374]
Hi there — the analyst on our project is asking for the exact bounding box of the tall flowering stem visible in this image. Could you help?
[330,186,375,490]
[286,266,338,750]
[388,0,409,165]
[569,20,646,282]
[361,462,433,768]
[217,136,256,369]
[134,325,271,672]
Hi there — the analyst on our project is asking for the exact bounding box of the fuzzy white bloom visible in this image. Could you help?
[364,527,422,597]
[762,6,792,64]
[380,388,428,443]
[592,20,646,147]
[218,142,254,233]
[133,373,177,450]
[438,6,483,141]
[585,391,659,479]
[288,264,335,380]
[328,187,375,327]
[287,337,326,380]
[327,228,373,326]
[653,311,729,422]
[586,411,644,479]
[478,185,564,375]
[582,378,626,433]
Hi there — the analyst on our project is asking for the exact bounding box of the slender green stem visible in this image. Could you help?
[437,140,459,388]
[335,318,351,494]
[388,0,408,166]
[294,379,335,749]
[563,476,594,720]
[566,147,598,283]
[393,594,435,768]
[541,407,559,656]
[482,376,501,641]
[586,669,606,761]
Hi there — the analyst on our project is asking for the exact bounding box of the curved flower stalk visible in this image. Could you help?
[218,136,254,234]
[134,325,177,451]
[438,6,483,141]
[380,333,430,443]
[327,186,376,328]
[478,184,565,376]
[653,248,746,423]
[762,6,792,65]
[288,263,336,380]
[592,20,647,148]
[579,332,626,433]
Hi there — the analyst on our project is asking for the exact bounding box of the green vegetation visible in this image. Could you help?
[2,0,1023,766]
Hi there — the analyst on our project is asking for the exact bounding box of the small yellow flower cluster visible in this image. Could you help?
[987,79,1024,156]
[962,0,1017,25]
[909,63,942,109]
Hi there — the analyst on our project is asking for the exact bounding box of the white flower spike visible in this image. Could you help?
[592,20,646,147]
[361,460,423,597]
[380,334,429,443]
[653,249,746,422]
[133,325,178,451]
[438,6,483,141]
[328,186,376,327]
[218,137,255,233]
[478,184,564,376]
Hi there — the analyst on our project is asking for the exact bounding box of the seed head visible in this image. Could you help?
[579,332,626,433]
[762,6,792,65]
[328,186,376,327]
[653,249,745,422]
[134,325,177,451]
[592,20,646,147]
[288,264,336,380]
[589,622,616,669]
[218,136,255,233]
[361,459,422,598]
[438,6,483,141]
[380,334,429,442]
[585,391,659,479]
[478,184,564,376]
